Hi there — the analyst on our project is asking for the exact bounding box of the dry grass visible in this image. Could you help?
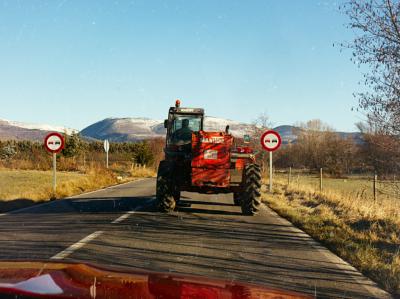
[262,174,400,295]
[127,165,156,178]
[0,170,86,201]
[0,165,156,212]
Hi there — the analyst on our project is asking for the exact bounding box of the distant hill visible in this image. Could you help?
[80,118,164,142]
[0,119,75,142]
[80,116,257,142]
[0,116,362,144]
[0,120,46,141]
[273,125,303,144]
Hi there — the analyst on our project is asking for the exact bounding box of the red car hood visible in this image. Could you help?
[0,261,311,298]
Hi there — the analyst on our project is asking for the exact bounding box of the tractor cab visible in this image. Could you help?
[164,100,204,147]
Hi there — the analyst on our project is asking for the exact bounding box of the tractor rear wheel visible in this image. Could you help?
[233,192,241,206]
[241,164,262,215]
[156,161,176,212]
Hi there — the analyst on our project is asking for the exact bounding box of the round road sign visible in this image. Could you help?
[260,130,281,152]
[44,132,65,153]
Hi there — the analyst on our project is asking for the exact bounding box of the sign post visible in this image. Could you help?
[104,139,110,168]
[44,132,65,197]
[260,130,282,192]
[269,151,273,192]
[53,152,56,192]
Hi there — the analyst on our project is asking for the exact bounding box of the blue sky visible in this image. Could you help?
[0,1,364,132]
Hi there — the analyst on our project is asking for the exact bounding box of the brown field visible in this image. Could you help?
[0,166,155,213]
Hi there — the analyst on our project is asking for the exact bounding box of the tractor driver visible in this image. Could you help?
[171,118,193,145]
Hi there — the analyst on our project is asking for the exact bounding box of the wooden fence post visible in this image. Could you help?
[320,168,323,192]
[373,172,377,202]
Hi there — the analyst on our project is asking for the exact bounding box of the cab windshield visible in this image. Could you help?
[171,115,202,134]
[170,115,202,145]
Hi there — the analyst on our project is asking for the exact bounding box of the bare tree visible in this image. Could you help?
[356,121,400,174]
[251,112,273,173]
[276,120,357,177]
[340,0,400,134]
[252,112,273,130]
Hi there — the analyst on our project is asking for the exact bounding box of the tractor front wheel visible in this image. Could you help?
[241,164,262,215]
[156,161,176,212]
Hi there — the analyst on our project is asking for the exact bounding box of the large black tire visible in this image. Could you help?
[173,189,181,203]
[241,164,262,215]
[156,161,176,212]
[233,192,241,206]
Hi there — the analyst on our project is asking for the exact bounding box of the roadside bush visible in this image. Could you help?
[0,144,17,161]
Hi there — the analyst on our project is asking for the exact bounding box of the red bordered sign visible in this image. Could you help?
[260,130,281,152]
[44,132,65,153]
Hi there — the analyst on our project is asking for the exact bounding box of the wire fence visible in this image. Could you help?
[273,168,400,202]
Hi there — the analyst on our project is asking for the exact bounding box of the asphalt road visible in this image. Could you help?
[0,178,391,298]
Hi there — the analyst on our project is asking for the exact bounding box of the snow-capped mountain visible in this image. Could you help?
[2,119,76,135]
[0,118,76,141]
[203,116,255,137]
[80,117,165,142]
[80,116,257,142]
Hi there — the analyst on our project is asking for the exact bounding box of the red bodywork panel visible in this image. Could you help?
[0,261,311,298]
[235,159,245,170]
[191,131,233,187]
[191,168,230,187]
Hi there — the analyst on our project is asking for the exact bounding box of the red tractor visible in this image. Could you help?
[156,100,262,215]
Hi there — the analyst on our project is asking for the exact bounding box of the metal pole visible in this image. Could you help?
[269,151,273,192]
[53,152,57,195]
[320,168,323,192]
[106,151,109,169]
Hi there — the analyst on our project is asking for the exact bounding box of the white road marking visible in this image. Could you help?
[50,231,104,260]
[111,210,137,224]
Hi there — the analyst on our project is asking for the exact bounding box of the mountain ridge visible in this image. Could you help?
[0,116,362,144]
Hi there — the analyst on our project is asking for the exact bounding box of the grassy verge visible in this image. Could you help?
[262,175,400,296]
[0,166,156,213]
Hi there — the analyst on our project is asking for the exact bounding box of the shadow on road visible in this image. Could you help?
[176,206,242,216]
[4,195,155,214]
[179,199,235,207]
[0,198,46,213]
[70,196,156,213]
